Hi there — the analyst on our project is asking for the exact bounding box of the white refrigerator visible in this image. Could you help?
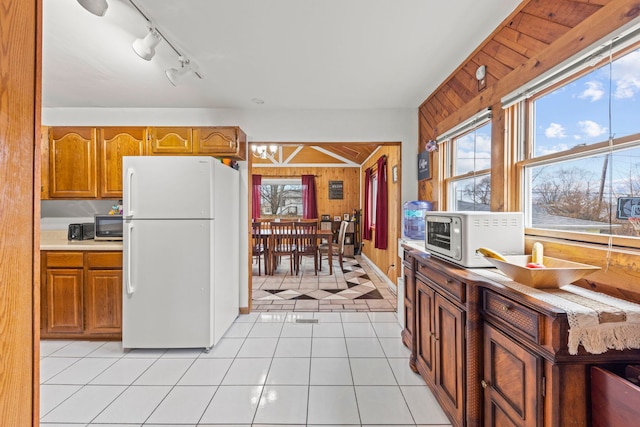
[122,156,239,349]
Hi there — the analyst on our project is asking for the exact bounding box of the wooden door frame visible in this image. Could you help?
[0,0,41,425]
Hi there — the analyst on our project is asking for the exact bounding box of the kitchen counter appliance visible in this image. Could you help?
[424,211,523,267]
[122,156,239,349]
[94,214,123,241]
[67,222,94,241]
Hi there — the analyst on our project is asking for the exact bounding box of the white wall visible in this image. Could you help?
[42,107,420,308]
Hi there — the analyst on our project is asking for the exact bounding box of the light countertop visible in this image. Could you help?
[40,230,123,251]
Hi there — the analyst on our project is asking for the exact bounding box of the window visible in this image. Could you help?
[259,178,302,218]
[519,42,640,241]
[441,118,492,211]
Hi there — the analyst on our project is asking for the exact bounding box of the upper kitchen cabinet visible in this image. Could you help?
[99,127,147,198]
[193,126,246,160]
[148,127,193,154]
[48,127,98,199]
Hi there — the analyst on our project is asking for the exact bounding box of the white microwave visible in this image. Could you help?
[424,211,524,267]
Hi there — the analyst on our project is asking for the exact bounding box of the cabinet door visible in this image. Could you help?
[99,127,147,198]
[401,264,414,348]
[49,127,98,198]
[483,323,541,427]
[193,127,240,156]
[434,293,465,426]
[415,279,435,381]
[46,268,83,333]
[85,269,122,334]
[148,127,193,154]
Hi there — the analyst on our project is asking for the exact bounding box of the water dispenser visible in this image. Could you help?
[403,200,433,240]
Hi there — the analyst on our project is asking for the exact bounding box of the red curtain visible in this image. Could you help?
[301,175,318,219]
[363,167,372,240]
[375,155,388,249]
[252,174,262,220]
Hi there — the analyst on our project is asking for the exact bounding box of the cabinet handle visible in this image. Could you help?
[501,305,511,312]
[481,380,489,389]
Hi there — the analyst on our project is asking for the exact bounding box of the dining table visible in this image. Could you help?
[252,227,334,275]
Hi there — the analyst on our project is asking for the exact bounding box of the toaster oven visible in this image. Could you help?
[424,211,524,267]
[68,222,95,241]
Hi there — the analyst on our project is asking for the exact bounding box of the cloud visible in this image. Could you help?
[578,80,604,101]
[545,122,566,138]
[578,120,607,138]
[613,50,640,99]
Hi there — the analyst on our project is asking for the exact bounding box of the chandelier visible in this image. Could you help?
[251,144,278,159]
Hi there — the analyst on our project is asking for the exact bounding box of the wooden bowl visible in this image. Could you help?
[482,255,600,289]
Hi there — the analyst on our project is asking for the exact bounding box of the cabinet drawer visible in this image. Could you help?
[483,290,541,343]
[86,252,123,269]
[45,252,84,268]
[417,263,465,303]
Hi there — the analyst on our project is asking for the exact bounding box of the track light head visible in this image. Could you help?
[166,58,192,86]
[77,0,108,16]
[132,28,162,61]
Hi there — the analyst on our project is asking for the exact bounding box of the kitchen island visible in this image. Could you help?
[40,230,123,340]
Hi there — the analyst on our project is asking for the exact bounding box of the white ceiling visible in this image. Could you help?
[43,0,521,110]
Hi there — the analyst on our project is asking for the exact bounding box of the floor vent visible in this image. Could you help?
[295,318,319,324]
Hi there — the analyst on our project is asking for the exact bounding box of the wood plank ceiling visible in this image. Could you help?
[250,143,380,166]
[419,0,611,143]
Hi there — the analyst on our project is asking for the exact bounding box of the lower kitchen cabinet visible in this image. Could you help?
[482,322,540,427]
[402,246,640,427]
[41,251,122,339]
[413,255,467,427]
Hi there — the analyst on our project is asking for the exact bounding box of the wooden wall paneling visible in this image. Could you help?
[417,0,639,204]
[0,0,39,425]
[252,166,361,219]
[360,144,401,283]
[524,236,640,300]
[489,104,507,212]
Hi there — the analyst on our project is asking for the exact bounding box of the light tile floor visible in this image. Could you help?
[41,311,451,427]
[252,255,398,312]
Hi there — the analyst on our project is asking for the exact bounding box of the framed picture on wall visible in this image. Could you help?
[343,213,350,221]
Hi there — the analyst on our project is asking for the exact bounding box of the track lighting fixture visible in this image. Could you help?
[166,57,192,86]
[77,0,203,84]
[77,0,109,17]
[132,28,162,61]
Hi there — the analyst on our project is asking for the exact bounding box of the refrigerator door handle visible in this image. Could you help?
[125,223,135,295]
[124,168,135,219]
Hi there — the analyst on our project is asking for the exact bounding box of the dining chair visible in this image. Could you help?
[251,221,265,276]
[269,221,296,275]
[319,220,349,271]
[294,220,318,275]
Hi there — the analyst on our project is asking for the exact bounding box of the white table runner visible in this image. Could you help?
[471,268,640,355]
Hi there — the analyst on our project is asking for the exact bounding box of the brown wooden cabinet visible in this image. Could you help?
[401,249,416,349]
[99,127,147,198]
[403,246,640,427]
[482,322,540,427]
[41,251,122,339]
[84,252,123,335]
[48,127,98,198]
[413,255,467,427]
[193,126,246,159]
[44,252,84,334]
[43,126,246,199]
[148,126,193,154]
